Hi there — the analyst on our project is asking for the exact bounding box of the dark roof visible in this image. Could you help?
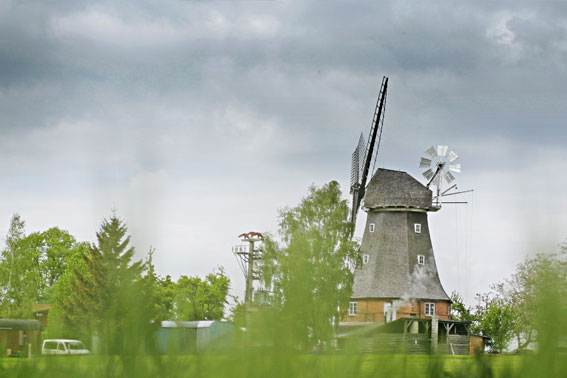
[362,169,435,211]
[0,319,42,330]
[32,303,52,313]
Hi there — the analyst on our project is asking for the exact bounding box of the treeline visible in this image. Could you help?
[0,213,230,352]
[451,246,567,353]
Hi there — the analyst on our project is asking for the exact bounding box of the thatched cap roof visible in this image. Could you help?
[362,169,434,211]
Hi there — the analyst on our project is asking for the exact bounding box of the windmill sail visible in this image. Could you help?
[350,133,366,193]
[350,76,389,225]
[420,157,432,168]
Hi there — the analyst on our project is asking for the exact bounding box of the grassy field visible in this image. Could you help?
[0,353,562,378]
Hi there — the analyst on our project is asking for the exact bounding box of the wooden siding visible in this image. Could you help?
[339,333,430,354]
[438,335,470,355]
[470,335,484,355]
[0,329,41,356]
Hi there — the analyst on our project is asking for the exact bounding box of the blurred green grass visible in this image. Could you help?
[2,353,563,378]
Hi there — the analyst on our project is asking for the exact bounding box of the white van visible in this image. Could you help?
[42,339,90,355]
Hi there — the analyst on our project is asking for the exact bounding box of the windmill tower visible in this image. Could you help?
[345,78,456,324]
[348,168,451,323]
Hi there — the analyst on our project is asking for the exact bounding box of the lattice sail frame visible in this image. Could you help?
[350,133,366,193]
[419,145,461,205]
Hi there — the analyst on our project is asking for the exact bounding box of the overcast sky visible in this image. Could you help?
[1,0,566,306]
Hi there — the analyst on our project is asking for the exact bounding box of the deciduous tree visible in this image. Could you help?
[260,181,360,349]
[174,267,230,321]
[0,214,40,318]
[475,294,516,353]
[491,251,566,350]
[449,291,476,323]
[0,215,88,318]
[451,246,567,354]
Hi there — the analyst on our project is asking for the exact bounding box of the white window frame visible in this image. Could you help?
[362,254,369,264]
[418,255,425,265]
[369,223,375,233]
[425,302,435,316]
[348,302,358,316]
[414,223,421,233]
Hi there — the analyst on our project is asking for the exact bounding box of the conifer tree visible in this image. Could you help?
[57,215,143,352]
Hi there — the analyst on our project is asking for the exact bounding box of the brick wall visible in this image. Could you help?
[344,299,385,322]
[344,298,451,322]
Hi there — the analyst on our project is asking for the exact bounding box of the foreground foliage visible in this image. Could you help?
[0,353,565,378]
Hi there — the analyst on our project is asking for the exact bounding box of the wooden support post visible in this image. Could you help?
[444,322,454,344]
[431,315,438,354]
[448,323,454,333]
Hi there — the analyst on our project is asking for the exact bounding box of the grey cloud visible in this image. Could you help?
[2,0,565,142]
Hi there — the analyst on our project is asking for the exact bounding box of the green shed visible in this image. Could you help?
[0,319,42,357]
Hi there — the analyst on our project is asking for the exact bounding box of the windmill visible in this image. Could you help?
[350,76,388,225]
[345,78,453,326]
[340,80,482,355]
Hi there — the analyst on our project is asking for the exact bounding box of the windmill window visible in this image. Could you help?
[414,223,422,233]
[349,302,358,316]
[369,223,375,233]
[425,302,435,316]
[418,255,425,265]
[362,254,369,264]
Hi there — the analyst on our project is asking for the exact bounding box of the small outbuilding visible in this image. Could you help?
[32,303,52,329]
[157,320,235,354]
[0,319,42,357]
